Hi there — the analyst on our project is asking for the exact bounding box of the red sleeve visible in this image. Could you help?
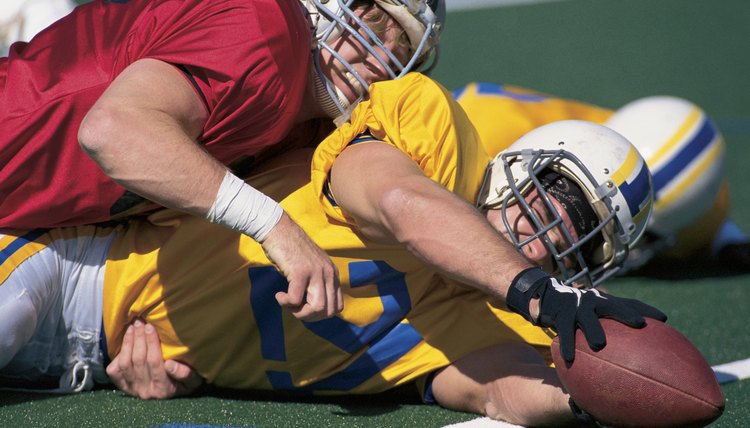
[0,0,311,229]
[126,0,312,164]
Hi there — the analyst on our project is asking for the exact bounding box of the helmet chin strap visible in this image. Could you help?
[310,67,361,126]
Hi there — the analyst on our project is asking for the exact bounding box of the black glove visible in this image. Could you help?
[505,267,668,362]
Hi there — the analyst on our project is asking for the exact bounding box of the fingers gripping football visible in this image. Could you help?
[506,268,667,362]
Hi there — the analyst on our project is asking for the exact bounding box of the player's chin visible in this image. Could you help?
[336,68,370,100]
[337,82,362,107]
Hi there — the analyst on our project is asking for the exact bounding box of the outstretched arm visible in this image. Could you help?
[329,141,666,361]
[329,141,531,300]
[79,59,341,321]
[431,342,578,426]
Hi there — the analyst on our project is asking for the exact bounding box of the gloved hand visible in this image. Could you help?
[505,267,668,362]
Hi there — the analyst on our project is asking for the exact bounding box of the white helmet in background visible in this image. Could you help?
[605,96,725,269]
[477,120,653,287]
[301,0,445,120]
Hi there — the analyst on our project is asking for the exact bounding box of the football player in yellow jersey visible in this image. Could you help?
[455,82,750,274]
[0,73,665,426]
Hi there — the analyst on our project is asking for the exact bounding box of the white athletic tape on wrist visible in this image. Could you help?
[206,171,283,242]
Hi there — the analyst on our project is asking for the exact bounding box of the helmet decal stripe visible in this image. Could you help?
[620,163,651,218]
[632,193,652,232]
[652,116,717,193]
[482,120,652,287]
[655,136,724,210]
[614,147,651,218]
[611,145,639,185]
[648,107,701,167]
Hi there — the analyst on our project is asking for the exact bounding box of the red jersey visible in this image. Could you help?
[0,0,310,228]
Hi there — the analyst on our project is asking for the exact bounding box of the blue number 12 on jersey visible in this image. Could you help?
[249,260,424,392]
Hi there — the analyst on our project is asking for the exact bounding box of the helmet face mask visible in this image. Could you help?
[493,150,617,287]
[302,0,445,120]
[477,120,654,288]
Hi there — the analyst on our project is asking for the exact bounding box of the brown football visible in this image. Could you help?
[551,318,724,428]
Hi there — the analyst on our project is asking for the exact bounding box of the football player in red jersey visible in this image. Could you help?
[0,0,444,321]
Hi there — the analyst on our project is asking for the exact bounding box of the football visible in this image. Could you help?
[551,318,724,428]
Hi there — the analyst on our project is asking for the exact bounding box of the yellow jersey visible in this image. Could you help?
[100,73,552,394]
[453,82,613,156]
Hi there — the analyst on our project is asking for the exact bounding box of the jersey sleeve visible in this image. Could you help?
[311,73,491,225]
[125,0,311,163]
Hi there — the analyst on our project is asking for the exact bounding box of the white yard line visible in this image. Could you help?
[714,357,750,384]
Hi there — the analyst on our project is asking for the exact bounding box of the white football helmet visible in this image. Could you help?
[477,120,654,287]
[301,0,445,120]
[605,96,726,270]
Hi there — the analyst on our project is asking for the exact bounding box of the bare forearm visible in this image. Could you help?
[432,343,576,426]
[80,104,224,215]
[330,142,532,300]
[374,179,531,300]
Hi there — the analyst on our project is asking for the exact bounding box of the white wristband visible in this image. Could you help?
[206,171,283,242]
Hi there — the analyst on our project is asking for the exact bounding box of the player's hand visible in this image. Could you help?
[106,319,204,399]
[260,212,343,321]
[505,268,667,363]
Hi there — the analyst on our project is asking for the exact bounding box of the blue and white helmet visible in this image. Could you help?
[477,120,654,287]
[301,0,445,120]
[605,96,726,269]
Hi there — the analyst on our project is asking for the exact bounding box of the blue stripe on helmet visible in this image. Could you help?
[620,162,651,217]
[652,118,717,193]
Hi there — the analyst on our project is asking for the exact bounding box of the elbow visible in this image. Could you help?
[378,186,413,221]
[376,185,427,246]
[78,105,120,162]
